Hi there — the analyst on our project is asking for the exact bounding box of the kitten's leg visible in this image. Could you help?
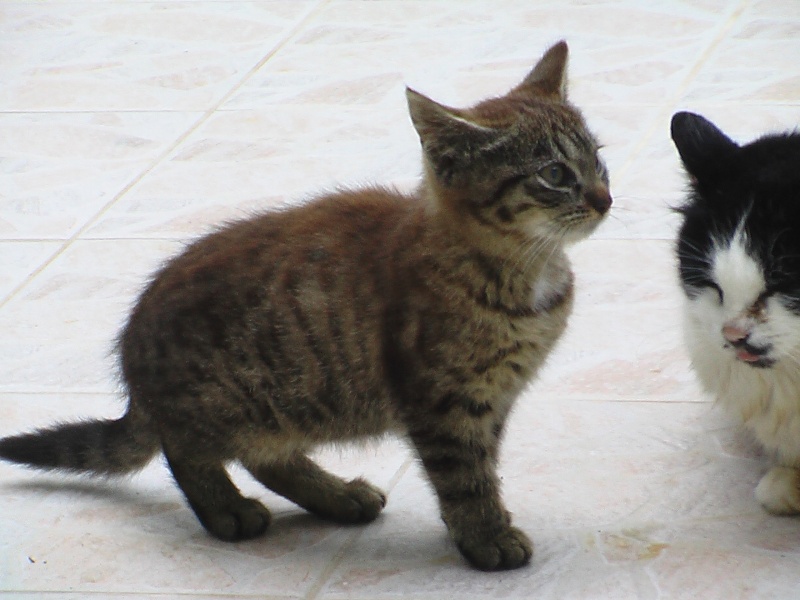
[244,454,386,523]
[409,422,531,571]
[755,465,800,514]
[165,452,271,541]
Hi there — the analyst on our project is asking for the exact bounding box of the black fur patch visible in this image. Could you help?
[672,112,800,312]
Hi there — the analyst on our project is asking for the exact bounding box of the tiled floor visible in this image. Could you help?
[1,1,799,598]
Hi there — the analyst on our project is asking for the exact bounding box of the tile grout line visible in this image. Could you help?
[613,0,752,186]
[303,458,415,600]
[3,99,799,117]
[0,588,300,599]
[0,0,329,312]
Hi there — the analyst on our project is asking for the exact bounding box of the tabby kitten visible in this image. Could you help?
[0,42,610,571]
[672,112,800,514]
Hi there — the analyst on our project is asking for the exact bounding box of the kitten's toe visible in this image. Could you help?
[343,477,387,522]
[311,477,386,524]
[755,466,800,515]
[457,526,532,571]
[202,497,272,541]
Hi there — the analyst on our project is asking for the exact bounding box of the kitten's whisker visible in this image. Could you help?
[502,237,542,276]
[676,241,715,264]
[520,223,571,277]
[605,206,633,214]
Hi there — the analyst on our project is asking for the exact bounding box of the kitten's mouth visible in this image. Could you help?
[729,344,775,369]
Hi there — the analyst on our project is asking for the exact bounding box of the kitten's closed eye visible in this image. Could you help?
[755,290,772,307]
[684,276,723,303]
[708,281,724,304]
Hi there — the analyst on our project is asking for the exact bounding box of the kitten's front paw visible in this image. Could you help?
[202,497,272,541]
[310,477,387,524]
[457,526,532,571]
[339,477,387,523]
[755,466,800,515]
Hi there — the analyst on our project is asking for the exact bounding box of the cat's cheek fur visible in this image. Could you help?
[685,300,800,500]
[685,300,800,464]
[765,299,800,363]
[684,237,800,476]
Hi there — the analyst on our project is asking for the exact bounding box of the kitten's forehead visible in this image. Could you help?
[474,95,594,146]
[510,103,598,163]
[551,125,596,161]
[713,229,765,302]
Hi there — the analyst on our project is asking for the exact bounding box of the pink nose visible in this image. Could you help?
[722,324,748,343]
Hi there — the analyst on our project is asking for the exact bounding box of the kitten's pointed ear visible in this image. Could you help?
[406,87,497,184]
[406,87,490,141]
[518,40,569,101]
[671,112,739,180]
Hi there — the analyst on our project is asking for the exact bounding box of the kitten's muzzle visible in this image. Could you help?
[722,324,775,368]
[585,186,612,215]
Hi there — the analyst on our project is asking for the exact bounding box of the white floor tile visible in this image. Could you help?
[2,1,799,598]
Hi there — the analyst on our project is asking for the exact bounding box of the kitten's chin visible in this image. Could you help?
[560,220,603,244]
[526,216,603,246]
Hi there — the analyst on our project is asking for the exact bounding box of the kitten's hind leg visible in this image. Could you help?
[165,452,271,541]
[244,454,386,524]
[755,465,800,515]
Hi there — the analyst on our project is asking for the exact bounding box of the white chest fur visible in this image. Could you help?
[685,303,800,466]
[530,252,573,314]
[683,232,800,466]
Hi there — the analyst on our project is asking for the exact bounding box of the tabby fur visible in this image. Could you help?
[0,41,610,571]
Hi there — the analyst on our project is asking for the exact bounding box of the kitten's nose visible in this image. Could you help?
[722,324,748,344]
[586,186,612,215]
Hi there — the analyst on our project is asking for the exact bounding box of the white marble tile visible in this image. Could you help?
[0,239,179,393]
[0,240,62,301]
[2,1,800,598]
[311,399,791,599]
[679,2,800,106]
[84,105,421,239]
[226,1,734,111]
[0,1,321,112]
[535,239,703,401]
[645,534,800,600]
[0,393,410,597]
[0,112,201,239]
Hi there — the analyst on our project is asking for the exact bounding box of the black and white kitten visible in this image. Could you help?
[672,111,800,515]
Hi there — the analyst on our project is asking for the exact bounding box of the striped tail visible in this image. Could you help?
[0,410,159,476]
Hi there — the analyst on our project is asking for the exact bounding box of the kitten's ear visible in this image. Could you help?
[518,40,569,101]
[406,87,499,184]
[671,112,739,180]
[406,88,491,140]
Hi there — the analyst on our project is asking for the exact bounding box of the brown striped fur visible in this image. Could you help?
[0,41,610,571]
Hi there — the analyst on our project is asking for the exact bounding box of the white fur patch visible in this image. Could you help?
[712,230,764,313]
[531,254,572,313]
[684,228,800,468]
[755,466,800,514]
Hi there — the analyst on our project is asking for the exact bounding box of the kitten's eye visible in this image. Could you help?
[538,163,572,187]
[595,155,606,176]
[709,282,724,304]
